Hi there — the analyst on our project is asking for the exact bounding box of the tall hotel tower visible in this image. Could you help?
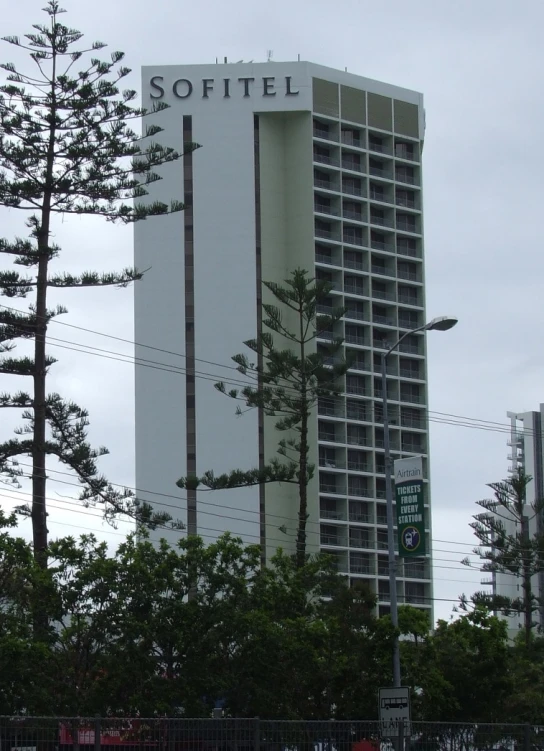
[135,61,431,617]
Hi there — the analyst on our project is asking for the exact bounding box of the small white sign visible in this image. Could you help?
[379,687,411,737]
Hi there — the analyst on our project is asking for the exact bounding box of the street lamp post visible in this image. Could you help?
[382,316,458,687]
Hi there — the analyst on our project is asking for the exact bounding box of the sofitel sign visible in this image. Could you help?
[149,75,300,100]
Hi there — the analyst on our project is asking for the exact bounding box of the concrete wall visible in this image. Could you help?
[258,111,318,561]
[134,59,425,558]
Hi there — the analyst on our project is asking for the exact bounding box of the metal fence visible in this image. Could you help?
[0,718,543,751]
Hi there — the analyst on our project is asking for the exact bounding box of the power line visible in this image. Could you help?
[0,302,537,438]
[5,460,511,571]
[0,303,248,376]
[0,481,489,578]
[8,458,488,561]
[9,462,534,574]
[20,334,539,442]
[1,494,478,596]
[46,339,539,438]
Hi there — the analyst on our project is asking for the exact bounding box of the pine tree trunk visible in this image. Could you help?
[32,250,49,568]
[31,36,57,569]
[296,405,309,569]
[521,515,532,648]
[296,305,308,569]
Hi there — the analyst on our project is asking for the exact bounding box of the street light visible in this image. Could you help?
[382,316,458,687]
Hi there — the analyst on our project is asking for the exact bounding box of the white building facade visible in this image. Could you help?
[134,61,432,618]
[486,407,544,635]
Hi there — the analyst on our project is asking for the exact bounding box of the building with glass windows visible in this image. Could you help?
[134,60,432,617]
[482,406,544,635]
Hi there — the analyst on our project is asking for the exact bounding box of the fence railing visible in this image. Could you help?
[0,717,543,751]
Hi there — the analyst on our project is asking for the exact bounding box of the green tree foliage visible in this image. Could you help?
[428,608,512,723]
[1,520,541,721]
[505,636,544,723]
[0,509,51,713]
[0,1,198,565]
[463,468,544,647]
[178,269,350,566]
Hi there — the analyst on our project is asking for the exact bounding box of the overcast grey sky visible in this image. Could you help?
[1,0,543,622]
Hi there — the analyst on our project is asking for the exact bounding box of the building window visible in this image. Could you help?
[405,582,426,605]
[316,244,333,264]
[318,420,336,442]
[395,165,415,184]
[398,310,420,329]
[342,127,362,147]
[345,301,365,322]
[344,274,365,295]
[395,141,415,160]
[343,201,363,221]
[343,226,363,246]
[397,213,417,233]
[345,324,366,346]
[347,450,370,473]
[348,475,369,498]
[396,189,415,208]
[347,423,368,445]
[319,472,339,494]
[343,176,363,196]
[349,527,370,548]
[344,249,364,270]
[346,399,368,422]
[350,551,372,574]
[342,152,362,172]
[346,375,366,397]
[397,261,418,280]
[369,183,385,201]
[369,134,386,153]
[398,285,418,305]
[320,497,342,520]
[349,500,370,523]
[319,446,338,468]
[313,120,331,140]
[321,524,342,547]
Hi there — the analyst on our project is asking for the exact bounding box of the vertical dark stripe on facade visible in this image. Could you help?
[254,114,266,566]
[533,413,544,627]
[183,115,197,537]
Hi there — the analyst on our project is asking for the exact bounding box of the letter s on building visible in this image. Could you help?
[150,76,165,99]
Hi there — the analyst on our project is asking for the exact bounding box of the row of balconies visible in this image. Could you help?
[317,344,425,381]
[317,263,422,287]
[312,365,425,398]
[312,144,420,187]
[312,119,420,163]
[320,498,387,524]
[314,213,421,239]
[318,446,422,472]
[318,397,425,427]
[319,525,429,569]
[315,176,420,210]
[337,372,422,402]
[319,498,427,530]
[318,440,423,471]
[318,416,426,448]
[320,318,424,344]
[317,296,424,322]
[318,397,424,425]
[314,160,419,190]
[320,524,397,551]
[314,231,422,261]
[315,204,419,231]
[315,260,422,292]
[318,428,424,455]
[314,330,424,361]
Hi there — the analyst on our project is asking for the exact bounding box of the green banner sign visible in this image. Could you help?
[394,456,426,558]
